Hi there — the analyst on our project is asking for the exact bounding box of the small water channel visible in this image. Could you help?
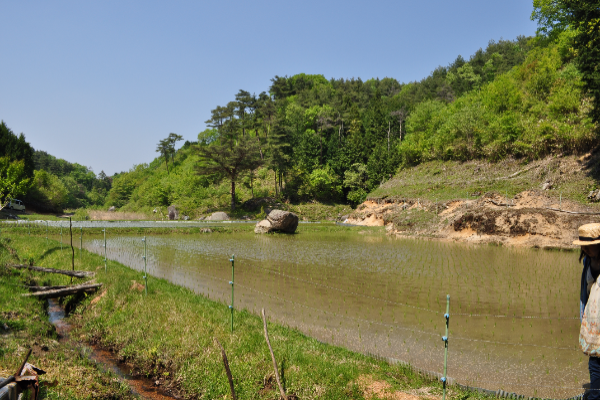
[81,226,588,398]
[48,299,177,400]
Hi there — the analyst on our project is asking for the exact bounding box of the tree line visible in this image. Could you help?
[6,1,600,213]
[167,26,596,210]
[0,121,113,212]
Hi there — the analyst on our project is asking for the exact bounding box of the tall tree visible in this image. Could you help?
[531,0,570,39]
[0,157,31,210]
[235,90,254,137]
[266,121,291,197]
[156,138,171,174]
[195,136,262,210]
[0,121,35,179]
[561,0,600,125]
[167,133,184,162]
[532,0,600,125]
[390,108,408,142]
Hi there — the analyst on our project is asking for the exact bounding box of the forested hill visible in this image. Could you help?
[104,33,596,215]
[27,151,112,210]
[0,122,112,212]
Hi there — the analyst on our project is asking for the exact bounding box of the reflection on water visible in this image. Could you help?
[85,229,587,397]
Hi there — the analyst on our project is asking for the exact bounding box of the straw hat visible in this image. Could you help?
[573,223,600,246]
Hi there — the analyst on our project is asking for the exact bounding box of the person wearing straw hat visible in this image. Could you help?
[576,223,600,399]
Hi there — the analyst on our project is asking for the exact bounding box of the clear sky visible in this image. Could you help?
[0,1,538,175]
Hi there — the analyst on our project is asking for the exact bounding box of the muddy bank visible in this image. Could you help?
[347,190,600,249]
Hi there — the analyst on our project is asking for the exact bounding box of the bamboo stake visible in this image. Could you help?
[262,308,288,400]
[9,264,95,278]
[213,337,237,400]
[229,255,234,333]
[442,295,450,400]
[70,217,74,284]
[22,282,102,299]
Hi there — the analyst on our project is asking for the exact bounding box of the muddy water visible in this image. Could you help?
[85,229,588,398]
[48,299,176,399]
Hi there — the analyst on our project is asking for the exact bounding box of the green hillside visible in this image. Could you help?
[397,39,595,165]
[3,13,598,218]
[100,32,596,218]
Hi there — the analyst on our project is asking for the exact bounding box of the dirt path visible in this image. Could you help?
[347,190,600,249]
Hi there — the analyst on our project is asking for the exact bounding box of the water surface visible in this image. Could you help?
[84,228,587,398]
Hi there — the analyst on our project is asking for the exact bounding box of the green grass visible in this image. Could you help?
[0,221,366,240]
[0,236,134,399]
[2,231,490,400]
[0,209,66,221]
[370,155,600,207]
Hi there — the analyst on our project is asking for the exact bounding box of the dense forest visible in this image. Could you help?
[3,0,599,215]
[106,29,597,215]
[0,121,112,212]
[28,151,112,210]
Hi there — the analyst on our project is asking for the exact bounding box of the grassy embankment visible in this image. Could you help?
[0,222,367,240]
[372,154,599,204]
[1,203,354,223]
[0,236,135,399]
[1,230,485,400]
[356,152,600,236]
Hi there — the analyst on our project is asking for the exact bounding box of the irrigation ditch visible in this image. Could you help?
[46,298,179,400]
[1,219,594,399]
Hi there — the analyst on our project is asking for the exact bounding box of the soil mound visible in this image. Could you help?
[350,190,600,249]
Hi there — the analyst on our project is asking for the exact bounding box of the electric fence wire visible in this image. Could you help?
[7,232,586,352]
[235,282,591,397]
[241,261,580,321]
[8,230,593,399]
[57,238,588,353]
[234,281,581,351]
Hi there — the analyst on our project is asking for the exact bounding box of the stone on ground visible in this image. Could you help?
[254,210,298,234]
[168,205,179,220]
[208,211,229,221]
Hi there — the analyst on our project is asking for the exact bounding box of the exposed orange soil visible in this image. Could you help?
[349,190,600,249]
[356,375,439,400]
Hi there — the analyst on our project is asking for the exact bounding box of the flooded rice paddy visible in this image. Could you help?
[79,226,586,398]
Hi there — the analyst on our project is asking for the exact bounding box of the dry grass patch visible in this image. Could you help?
[357,375,438,400]
[88,210,149,220]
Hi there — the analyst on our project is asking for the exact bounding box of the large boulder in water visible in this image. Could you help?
[254,219,273,234]
[254,210,298,234]
[208,211,229,221]
[168,205,179,220]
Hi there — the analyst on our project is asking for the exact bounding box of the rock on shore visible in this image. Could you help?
[207,212,229,221]
[168,205,179,220]
[255,210,299,234]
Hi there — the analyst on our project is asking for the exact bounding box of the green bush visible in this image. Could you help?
[397,41,596,166]
[299,166,342,202]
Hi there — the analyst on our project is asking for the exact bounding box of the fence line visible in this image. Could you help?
[235,282,588,399]
[235,282,581,351]
[8,225,592,399]
[241,262,580,321]
[235,282,441,337]
[241,262,443,315]
[11,225,586,352]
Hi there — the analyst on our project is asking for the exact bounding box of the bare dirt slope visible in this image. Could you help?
[348,190,600,248]
[348,148,600,249]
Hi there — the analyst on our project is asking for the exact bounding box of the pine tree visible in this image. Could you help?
[156,138,171,174]
[195,136,262,210]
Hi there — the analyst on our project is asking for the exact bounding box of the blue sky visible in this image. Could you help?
[0,1,538,175]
